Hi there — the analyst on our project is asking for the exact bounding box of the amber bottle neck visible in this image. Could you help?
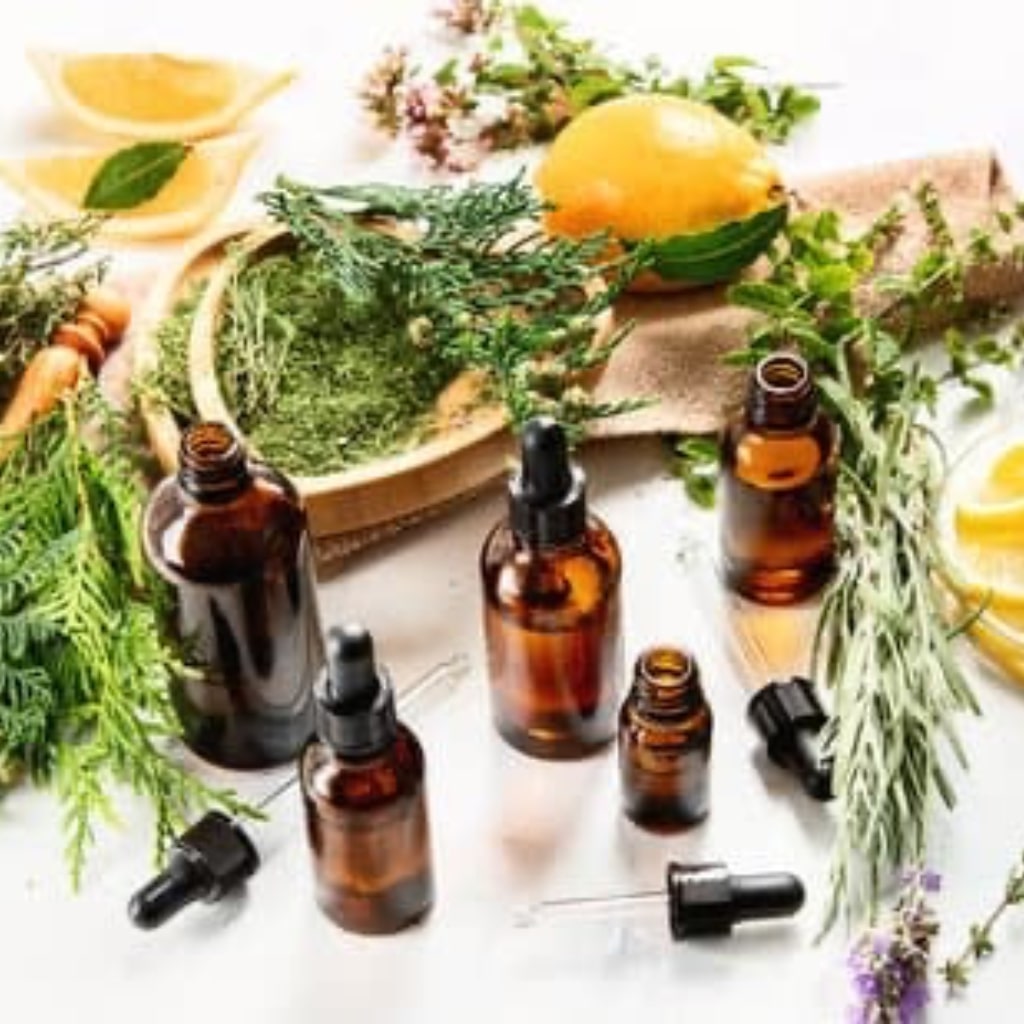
[632,647,705,721]
[745,353,817,430]
[177,422,251,501]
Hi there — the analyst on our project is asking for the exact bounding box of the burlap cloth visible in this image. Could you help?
[312,149,1023,571]
[589,148,1022,437]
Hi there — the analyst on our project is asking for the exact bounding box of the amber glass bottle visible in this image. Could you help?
[618,646,712,830]
[143,422,322,769]
[720,353,838,604]
[481,418,622,760]
[301,624,434,935]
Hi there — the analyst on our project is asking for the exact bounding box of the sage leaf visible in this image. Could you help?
[83,141,190,212]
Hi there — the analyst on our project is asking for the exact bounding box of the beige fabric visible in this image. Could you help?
[589,149,1022,437]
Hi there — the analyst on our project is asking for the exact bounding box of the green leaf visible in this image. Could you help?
[83,141,190,212]
[672,435,720,509]
[642,203,788,284]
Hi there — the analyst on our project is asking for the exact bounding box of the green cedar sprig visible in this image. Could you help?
[0,387,251,886]
[260,173,647,442]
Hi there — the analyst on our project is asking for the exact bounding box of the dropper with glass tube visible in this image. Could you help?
[127,652,470,930]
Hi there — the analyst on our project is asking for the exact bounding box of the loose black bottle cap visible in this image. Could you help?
[314,624,398,757]
[747,676,833,801]
[509,417,586,547]
[665,861,805,939]
[127,811,260,930]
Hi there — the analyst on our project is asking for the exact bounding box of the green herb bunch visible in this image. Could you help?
[726,188,1024,929]
[0,389,248,886]
[259,174,642,446]
[0,217,104,405]
[361,1,820,171]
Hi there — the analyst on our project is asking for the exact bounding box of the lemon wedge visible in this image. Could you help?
[30,51,294,140]
[0,134,258,240]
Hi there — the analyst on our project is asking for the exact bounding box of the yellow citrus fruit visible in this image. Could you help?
[30,51,294,140]
[937,430,1024,688]
[0,134,258,240]
[534,94,785,288]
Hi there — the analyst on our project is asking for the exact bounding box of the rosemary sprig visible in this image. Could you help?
[0,388,250,885]
[941,849,1024,994]
[361,1,820,171]
[726,188,1024,929]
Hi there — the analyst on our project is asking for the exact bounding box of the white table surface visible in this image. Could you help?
[1,2,1023,1021]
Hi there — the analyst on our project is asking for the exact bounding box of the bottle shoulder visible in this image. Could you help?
[481,515,621,615]
[721,410,838,488]
[143,467,309,583]
[301,723,426,814]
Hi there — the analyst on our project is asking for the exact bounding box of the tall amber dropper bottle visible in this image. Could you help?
[143,422,323,769]
[480,417,622,759]
[720,353,838,604]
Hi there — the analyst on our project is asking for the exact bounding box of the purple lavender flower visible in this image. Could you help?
[847,868,940,1024]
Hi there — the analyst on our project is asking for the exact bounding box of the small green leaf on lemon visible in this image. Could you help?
[644,203,788,285]
[83,141,190,211]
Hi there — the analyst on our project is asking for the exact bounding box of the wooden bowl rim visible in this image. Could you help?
[139,216,613,491]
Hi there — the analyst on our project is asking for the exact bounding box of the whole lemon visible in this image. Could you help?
[534,94,786,288]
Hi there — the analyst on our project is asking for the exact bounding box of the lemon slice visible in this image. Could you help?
[0,134,258,240]
[30,51,294,140]
[936,426,1024,687]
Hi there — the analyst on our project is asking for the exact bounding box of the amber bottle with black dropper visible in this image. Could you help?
[618,646,713,830]
[480,416,622,759]
[720,353,838,604]
[300,624,434,934]
[143,422,323,769]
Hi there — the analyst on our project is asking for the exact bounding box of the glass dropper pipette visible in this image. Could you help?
[517,861,805,940]
[128,652,470,929]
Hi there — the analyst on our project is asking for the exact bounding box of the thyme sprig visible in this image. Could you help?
[361,1,820,170]
[0,388,250,886]
[260,174,644,441]
[941,848,1024,994]
[727,188,1024,930]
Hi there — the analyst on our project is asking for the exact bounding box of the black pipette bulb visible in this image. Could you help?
[747,676,833,800]
[315,624,397,757]
[666,861,805,939]
[509,417,586,547]
[128,811,259,930]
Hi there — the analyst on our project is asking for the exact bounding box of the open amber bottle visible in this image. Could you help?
[480,417,622,759]
[618,646,713,830]
[143,422,323,769]
[300,624,434,935]
[720,353,838,604]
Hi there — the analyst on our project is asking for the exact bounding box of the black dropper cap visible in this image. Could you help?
[128,811,259,930]
[314,624,398,757]
[665,861,805,939]
[747,676,833,801]
[509,417,586,547]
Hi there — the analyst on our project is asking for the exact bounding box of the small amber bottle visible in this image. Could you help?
[480,417,622,759]
[143,422,323,769]
[720,353,838,604]
[618,646,713,830]
[300,624,434,935]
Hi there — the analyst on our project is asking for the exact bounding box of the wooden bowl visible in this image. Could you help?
[135,219,612,542]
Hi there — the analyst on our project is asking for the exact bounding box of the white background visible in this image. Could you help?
[0,2,1023,1022]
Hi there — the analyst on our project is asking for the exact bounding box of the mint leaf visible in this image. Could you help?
[83,141,190,212]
